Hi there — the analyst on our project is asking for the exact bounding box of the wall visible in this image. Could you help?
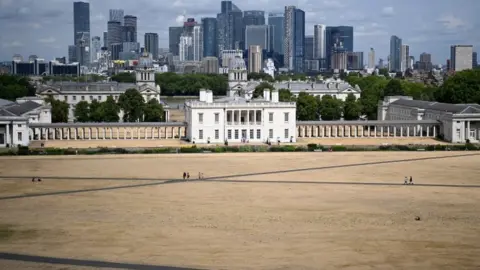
[263,107,297,143]
[188,107,225,143]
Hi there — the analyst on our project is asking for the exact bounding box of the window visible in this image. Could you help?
[17,132,22,141]
[73,96,77,101]
[90,96,93,101]
[256,129,261,139]
[17,124,22,128]
[64,96,67,101]
[198,113,204,123]
[250,129,254,139]
[284,129,289,139]
[199,129,203,139]
[269,129,273,139]
[269,112,274,122]
[227,130,232,139]
[234,129,239,139]
[215,129,219,139]
[0,134,4,144]
[214,113,219,123]
[81,96,85,101]
[284,112,289,122]
[98,96,102,101]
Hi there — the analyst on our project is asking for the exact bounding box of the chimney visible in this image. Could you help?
[271,89,279,102]
[263,89,270,101]
[199,89,207,102]
[206,90,213,103]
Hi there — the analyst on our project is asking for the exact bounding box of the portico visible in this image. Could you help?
[296,120,440,138]
[29,122,187,141]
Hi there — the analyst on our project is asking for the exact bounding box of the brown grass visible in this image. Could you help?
[0,152,479,269]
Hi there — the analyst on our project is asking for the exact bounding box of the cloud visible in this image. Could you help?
[381,6,394,17]
[322,0,345,9]
[2,40,24,48]
[38,37,56,43]
[437,15,466,30]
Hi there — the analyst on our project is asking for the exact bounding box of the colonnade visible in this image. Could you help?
[30,125,186,141]
[297,123,439,138]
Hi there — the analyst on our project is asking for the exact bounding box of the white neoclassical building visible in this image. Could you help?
[184,58,296,144]
[36,52,167,122]
[378,96,480,143]
[0,97,52,147]
[273,78,362,101]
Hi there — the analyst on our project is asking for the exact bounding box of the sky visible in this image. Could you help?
[0,0,479,64]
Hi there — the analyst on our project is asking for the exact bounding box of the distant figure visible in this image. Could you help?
[404,176,408,185]
[183,172,186,180]
[410,176,413,185]
[187,173,190,180]
[38,178,42,182]
[32,177,35,182]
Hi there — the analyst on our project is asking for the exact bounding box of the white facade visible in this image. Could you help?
[378,96,480,143]
[192,25,203,61]
[221,49,243,67]
[185,59,297,144]
[450,45,473,71]
[273,78,361,101]
[368,48,375,69]
[313,24,326,59]
[179,35,193,61]
[263,58,276,78]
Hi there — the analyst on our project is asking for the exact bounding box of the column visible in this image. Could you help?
[158,127,161,139]
[124,128,127,140]
[407,126,410,137]
[74,129,77,140]
[5,124,10,147]
[426,126,430,137]
[419,126,423,137]
[393,127,396,137]
[433,126,436,137]
[380,126,384,137]
[467,121,471,140]
[66,128,70,140]
[374,126,377,137]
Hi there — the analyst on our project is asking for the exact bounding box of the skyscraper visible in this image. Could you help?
[169,26,183,56]
[107,21,122,48]
[243,10,265,26]
[389,35,402,72]
[472,51,477,68]
[103,32,108,48]
[73,1,90,66]
[123,15,137,43]
[248,45,262,73]
[245,25,270,51]
[347,52,363,70]
[109,9,124,24]
[144,33,159,59]
[284,6,305,73]
[401,44,410,71]
[368,48,375,69]
[325,26,353,70]
[202,17,218,57]
[304,36,314,60]
[91,36,101,63]
[313,24,326,59]
[268,13,284,55]
[217,1,243,54]
[193,25,203,61]
[450,45,473,71]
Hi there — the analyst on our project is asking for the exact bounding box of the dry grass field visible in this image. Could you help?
[1,152,480,270]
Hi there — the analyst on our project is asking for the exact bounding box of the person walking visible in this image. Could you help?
[187,173,190,180]
[183,172,186,180]
[404,176,408,185]
[410,176,413,185]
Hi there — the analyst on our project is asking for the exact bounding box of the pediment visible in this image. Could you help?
[339,87,360,93]
[37,87,61,94]
[138,84,159,93]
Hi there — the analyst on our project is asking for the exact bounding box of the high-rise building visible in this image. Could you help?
[417,52,432,71]
[201,57,219,74]
[202,18,217,57]
[73,1,90,66]
[91,36,101,63]
[68,45,77,63]
[325,26,353,70]
[144,33,159,59]
[193,25,203,61]
[313,24,326,59]
[107,21,122,48]
[304,35,314,60]
[284,6,305,73]
[179,35,193,61]
[221,49,243,67]
[245,25,270,51]
[243,10,265,26]
[472,51,477,68]
[217,1,243,54]
[450,45,473,71]
[368,48,375,69]
[331,52,347,70]
[123,15,137,43]
[109,9,124,24]
[347,52,363,70]
[268,13,284,55]
[169,26,183,56]
[389,35,402,72]
[401,44,410,72]
[103,32,108,48]
[248,45,262,73]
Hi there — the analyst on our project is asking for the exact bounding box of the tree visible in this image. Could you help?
[143,99,164,122]
[101,96,120,122]
[279,88,294,102]
[155,73,228,96]
[318,95,343,120]
[253,82,274,98]
[435,69,480,104]
[89,99,103,122]
[74,101,90,122]
[295,92,318,120]
[384,79,404,96]
[247,72,273,82]
[110,72,136,83]
[343,93,362,120]
[118,88,145,122]
[45,97,69,123]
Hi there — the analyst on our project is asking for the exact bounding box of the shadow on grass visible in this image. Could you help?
[0,224,37,242]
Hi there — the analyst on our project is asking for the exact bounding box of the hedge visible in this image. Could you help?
[1,143,478,156]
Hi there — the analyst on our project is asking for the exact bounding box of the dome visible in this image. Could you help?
[229,56,246,70]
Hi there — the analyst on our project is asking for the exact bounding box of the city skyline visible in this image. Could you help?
[0,0,478,64]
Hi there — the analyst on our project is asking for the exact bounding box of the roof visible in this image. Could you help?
[297,120,440,125]
[38,82,137,93]
[29,122,187,128]
[391,99,480,114]
[2,101,43,116]
[273,81,358,92]
[0,98,14,107]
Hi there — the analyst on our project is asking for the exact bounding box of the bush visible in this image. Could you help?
[295,146,307,152]
[307,143,318,151]
[180,146,200,153]
[331,145,347,152]
[17,146,29,155]
[214,146,226,153]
